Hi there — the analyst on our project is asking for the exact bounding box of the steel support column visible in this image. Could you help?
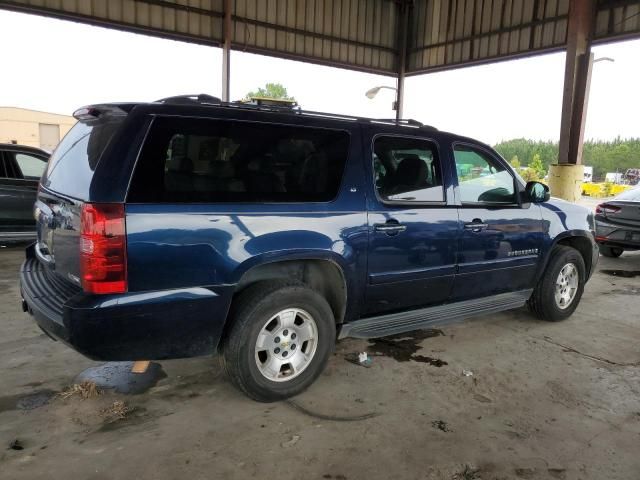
[549,0,596,202]
[558,0,596,165]
[221,0,232,102]
[395,1,411,121]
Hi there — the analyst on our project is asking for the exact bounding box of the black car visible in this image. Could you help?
[595,186,640,257]
[0,144,49,241]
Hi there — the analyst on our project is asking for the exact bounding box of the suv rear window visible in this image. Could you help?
[42,116,124,200]
[128,117,350,203]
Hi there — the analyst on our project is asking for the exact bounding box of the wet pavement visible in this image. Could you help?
[1,245,639,480]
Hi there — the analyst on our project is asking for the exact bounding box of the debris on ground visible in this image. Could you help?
[100,400,133,422]
[462,369,474,377]
[358,352,372,367]
[431,420,451,432]
[344,352,373,368]
[8,439,24,451]
[452,464,481,479]
[281,435,300,447]
[57,381,101,400]
[473,393,492,403]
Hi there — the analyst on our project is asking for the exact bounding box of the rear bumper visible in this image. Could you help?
[595,219,640,250]
[20,254,234,361]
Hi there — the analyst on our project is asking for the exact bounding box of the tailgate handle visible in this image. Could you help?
[35,242,54,266]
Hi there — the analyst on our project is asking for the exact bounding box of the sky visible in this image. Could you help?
[0,10,638,145]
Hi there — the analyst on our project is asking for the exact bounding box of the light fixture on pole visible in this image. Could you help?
[365,86,400,114]
[365,85,397,99]
[593,56,614,64]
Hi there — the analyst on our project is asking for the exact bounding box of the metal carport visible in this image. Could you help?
[1,0,639,199]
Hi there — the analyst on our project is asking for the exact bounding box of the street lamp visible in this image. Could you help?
[365,85,397,99]
[365,85,402,120]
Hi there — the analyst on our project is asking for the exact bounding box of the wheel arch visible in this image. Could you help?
[540,231,596,281]
[233,253,350,326]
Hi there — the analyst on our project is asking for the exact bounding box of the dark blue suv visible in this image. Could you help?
[20,96,598,401]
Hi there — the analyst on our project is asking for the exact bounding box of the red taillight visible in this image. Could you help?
[80,203,127,294]
[595,203,621,215]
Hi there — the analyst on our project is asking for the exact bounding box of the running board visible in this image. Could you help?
[339,290,533,339]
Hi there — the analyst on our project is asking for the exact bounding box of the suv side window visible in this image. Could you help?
[373,136,444,203]
[129,117,350,203]
[13,153,47,179]
[453,145,516,204]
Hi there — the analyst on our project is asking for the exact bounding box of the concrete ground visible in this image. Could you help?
[1,244,639,480]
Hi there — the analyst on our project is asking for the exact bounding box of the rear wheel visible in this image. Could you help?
[600,245,623,258]
[528,246,586,322]
[222,282,335,402]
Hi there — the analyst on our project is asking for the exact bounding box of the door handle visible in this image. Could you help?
[464,220,489,232]
[374,223,407,234]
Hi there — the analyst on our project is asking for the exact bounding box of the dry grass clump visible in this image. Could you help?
[57,381,102,400]
[100,400,132,422]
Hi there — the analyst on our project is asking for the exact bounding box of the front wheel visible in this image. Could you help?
[600,245,623,258]
[528,246,586,322]
[222,282,335,402]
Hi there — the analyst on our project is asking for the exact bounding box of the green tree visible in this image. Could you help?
[520,168,539,182]
[495,137,640,182]
[245,82,295,101]
[510,156,521,169]
[528,153,546,179]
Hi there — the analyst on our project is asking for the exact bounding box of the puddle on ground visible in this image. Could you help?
[431,419,451,432]
[601,269,640,278]
[0,389,56,414]
[74,362,167,395]
[367,329,448,365]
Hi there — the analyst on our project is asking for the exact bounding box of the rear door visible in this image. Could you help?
[364,132,459,315]
[452,143,544,300]
[34,114,125,285]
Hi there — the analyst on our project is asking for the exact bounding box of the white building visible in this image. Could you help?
[0,107,76,152]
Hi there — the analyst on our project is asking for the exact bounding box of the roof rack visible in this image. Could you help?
[152,94,436,130]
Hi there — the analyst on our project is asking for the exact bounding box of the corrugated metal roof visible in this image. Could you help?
[408,0,571,75]
[0,0,638,76]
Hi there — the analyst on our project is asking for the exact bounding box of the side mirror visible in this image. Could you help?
[525,181,550,203]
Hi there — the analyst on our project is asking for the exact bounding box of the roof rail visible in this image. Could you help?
[370,118,437,131]
[156,94,222,105]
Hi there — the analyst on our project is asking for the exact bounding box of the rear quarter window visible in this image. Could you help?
[42,117,124,200]
[127,117,350,203]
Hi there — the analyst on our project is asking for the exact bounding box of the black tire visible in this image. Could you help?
[600,245,623,258]
[528,245,586,322]
[222,281,335,402]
